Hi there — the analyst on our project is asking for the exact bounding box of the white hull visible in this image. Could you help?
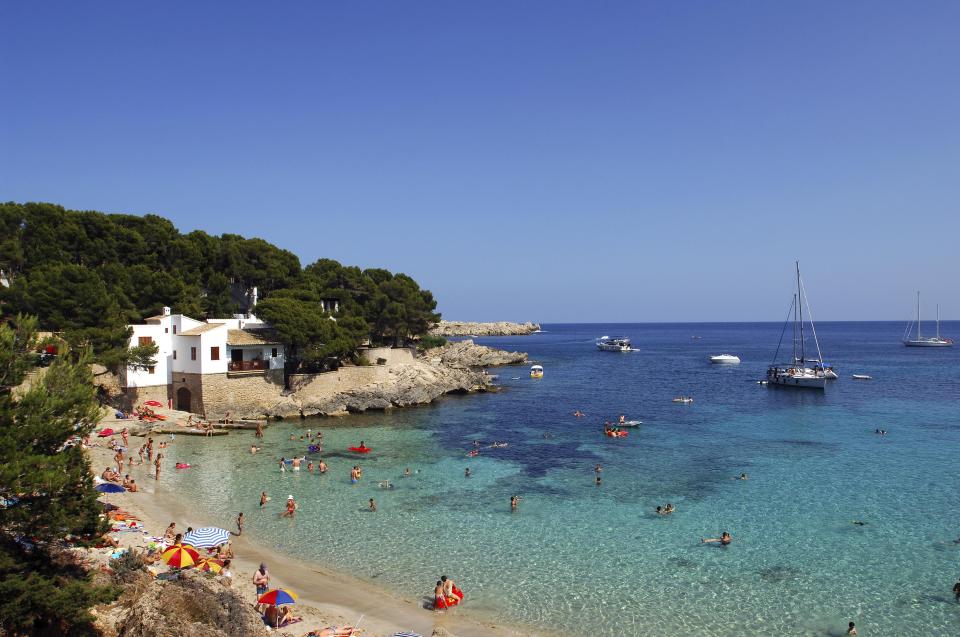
[903,339,953,347]
[767,367,826,389]
[596,336,632,352]
[709,354,740,364]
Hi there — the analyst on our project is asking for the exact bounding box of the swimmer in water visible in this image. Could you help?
[260,491,269,508]
[279,457,286,472]
[510,495,520,511]
[852,520,867,526]
[464,467,471,478]
[291,457,301,471]
[404,467,412,477]
[573,410,584,417]
[369,498,376,512]
[702,531,732,545]
[619,415,626,424]
[318,459,327,474]
[307,461,314,473]
[250,445,260,454]
[378,480,393,489]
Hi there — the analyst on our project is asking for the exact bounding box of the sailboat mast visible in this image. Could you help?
[917,291,922,340]
[796,262,805,363]
[937,304,940,339]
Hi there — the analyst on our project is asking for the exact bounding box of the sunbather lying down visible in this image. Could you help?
[302,628,362,637]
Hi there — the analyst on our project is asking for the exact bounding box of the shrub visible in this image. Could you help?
[418,334,447,351]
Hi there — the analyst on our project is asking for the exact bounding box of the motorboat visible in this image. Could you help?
[766,262,828,390]
[530,365,544,379]
[852,374,873,380]
[709,354,741,364]
[618,420,643,427]
[672,396,694,404]
[596,336,633,352]
[903,292,953,347]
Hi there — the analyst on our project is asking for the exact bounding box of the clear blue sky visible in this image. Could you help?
[3,2,958,322]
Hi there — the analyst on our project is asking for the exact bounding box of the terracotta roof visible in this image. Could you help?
[179,323,225,336]
[227,329,279,346]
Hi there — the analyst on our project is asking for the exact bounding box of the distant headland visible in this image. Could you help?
[430,320,541,337]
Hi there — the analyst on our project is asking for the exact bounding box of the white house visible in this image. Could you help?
[121,306,285,413]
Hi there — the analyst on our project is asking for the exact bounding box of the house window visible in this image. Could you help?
[191,347,197,361]
[138,336,153,346]
[211,346,220,361]
[271,348,278,358]
[173,350,177,360]
[172,325,177,334]
[148,366,155,374]
[164,328,168,333]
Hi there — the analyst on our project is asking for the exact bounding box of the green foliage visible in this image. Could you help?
[127,341,159,371]
[0,316,117,635]
[417,334,447,351]
[0,202,441,370]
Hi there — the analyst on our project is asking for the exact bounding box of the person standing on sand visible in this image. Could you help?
[253,563,270,607]
[121,427,129,447]
[236,512,244,535]
[138,445,145,464]
[154,453,163,480]
[114,449,124,474]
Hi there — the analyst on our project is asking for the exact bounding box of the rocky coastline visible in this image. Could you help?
[429,320,541,337]
[283,340,528,418]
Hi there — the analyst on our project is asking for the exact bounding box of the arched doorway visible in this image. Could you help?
[176,387,192,412]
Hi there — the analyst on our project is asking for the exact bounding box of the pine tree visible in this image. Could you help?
[0,315,117,636]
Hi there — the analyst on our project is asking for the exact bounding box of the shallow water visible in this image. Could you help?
[159,322,960,636]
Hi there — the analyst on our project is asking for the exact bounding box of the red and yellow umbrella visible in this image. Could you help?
[161,543,200,568]
[196,557,223,573]
[257,588,298,606]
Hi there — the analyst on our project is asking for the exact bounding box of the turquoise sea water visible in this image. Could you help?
[158,323,960,636]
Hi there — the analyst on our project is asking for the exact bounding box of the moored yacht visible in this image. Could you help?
[903,292,953,347]
[596,336,632,352]
[767,262,828,390]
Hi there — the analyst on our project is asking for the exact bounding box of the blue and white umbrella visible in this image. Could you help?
[182,527,230,548]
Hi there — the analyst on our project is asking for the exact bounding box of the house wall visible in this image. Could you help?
[173,370,286,417]
[120,384,172,410]
[226,345,285,369]
[125,323,170,388]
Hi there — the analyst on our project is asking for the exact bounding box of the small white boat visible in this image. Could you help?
[852,374,873,380]
[530,365,543,379]
[709,354,741,364]
[672,396,694,404]
[596,336,633,352]
[616,420,643,427]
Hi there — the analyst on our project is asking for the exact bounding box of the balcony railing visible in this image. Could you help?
[228,359,268,372]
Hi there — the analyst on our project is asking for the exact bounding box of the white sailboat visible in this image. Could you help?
[903,292,953,347]
[766,262,828,390]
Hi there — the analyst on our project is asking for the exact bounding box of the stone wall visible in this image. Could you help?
[288,365,389,403]
[195,370,287,419]
[121,384,172,411]
[359,346,416,366]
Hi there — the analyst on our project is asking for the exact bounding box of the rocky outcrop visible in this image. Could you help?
[280,341,526,418]
[429,320,540,337]
[115,570,269,637]
[425,339,528,368]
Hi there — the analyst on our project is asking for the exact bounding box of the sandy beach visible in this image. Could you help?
[88,435,551,637]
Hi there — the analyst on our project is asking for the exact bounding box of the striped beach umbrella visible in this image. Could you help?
[196,557,223,573]
[182,527,230,548]
[257,588,298,606]
[161,544,200,568]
